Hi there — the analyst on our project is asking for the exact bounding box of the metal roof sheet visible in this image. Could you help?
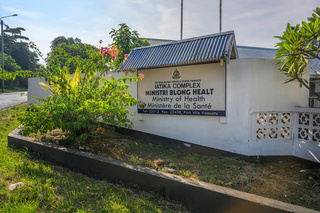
[237,46,277,59]
[237,46,320,75]
[118,31,237,71]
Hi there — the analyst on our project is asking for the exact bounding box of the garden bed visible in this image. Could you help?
[7,126,320,213]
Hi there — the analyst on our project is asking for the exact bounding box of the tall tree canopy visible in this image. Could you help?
[47,24,149,73]
[274,7,320,98]
[1,53,28,88]
[47,36,96,73]
[0,24,41,89]
[109,23,149,69]
[49,36,83,51]
[3,53,22,72]
[1,25,40,71]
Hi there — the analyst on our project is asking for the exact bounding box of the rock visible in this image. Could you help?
[164,167,175,173]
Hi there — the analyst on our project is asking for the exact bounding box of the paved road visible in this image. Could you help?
[0,92,28,110]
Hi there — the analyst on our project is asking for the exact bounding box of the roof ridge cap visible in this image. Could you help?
[132,31,235,50]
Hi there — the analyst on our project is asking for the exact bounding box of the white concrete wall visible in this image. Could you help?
[293,141,320,163]
[229,59,309,157]
[28,77,50,106]
[247,59,309,111]
[114,59,310,157]
[113,63,247,155]
[292,107,320,163]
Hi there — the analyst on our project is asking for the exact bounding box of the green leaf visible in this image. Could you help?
[283,43,292,52]
[302,21,312,32]
[286,23,292,33]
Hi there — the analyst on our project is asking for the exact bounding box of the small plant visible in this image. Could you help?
[18,43,144,143]
[129,155,140,164]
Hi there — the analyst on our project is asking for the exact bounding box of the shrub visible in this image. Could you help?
[18,44,143,143]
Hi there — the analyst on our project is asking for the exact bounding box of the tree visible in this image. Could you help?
[1,53,30,89]
[1,25,29,52]
[3,53,22,72]
[1,25,40,71]
[109,23,149,69]
[47,36,95,73]
[49,36,82,51]
[0,24,41,90]
[274,7,320,99]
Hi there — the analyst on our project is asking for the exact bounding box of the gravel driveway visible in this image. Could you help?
[0,92,28,110]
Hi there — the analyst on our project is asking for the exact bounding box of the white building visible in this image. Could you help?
[116,31,319,163]
[28,31,320,163]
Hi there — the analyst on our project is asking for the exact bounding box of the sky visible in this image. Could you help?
[0,0,319,64]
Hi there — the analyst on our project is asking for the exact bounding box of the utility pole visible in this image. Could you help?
[1,20,4,92]
[219,0,222,33]
[181,0,183,40]
[1,14,18,92]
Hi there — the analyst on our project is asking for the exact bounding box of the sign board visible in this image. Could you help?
[138,63,226,116]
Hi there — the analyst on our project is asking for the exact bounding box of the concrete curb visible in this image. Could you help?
[7,128,319,213]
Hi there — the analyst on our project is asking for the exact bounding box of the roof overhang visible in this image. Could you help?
[118,31,238,71]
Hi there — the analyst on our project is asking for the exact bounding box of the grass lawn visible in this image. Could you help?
[3,104,320,212]
[37,122,320,211]
[0,88,27,93]
[0,104,191,212]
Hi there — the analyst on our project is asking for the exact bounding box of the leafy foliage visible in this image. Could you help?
[18,44,143,143]
[274,7,320,98]
[1,106,189,213]
[17,24,147,142]
[49,36,82,51]
[0,70,35,80]
[2,53,22,72]
[109,23,149,69]
[46,36,95,74]
[0,25,41,89]
[0,53,29,88]
[1,25,40,71]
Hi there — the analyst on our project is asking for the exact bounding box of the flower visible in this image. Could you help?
[108,74,113,78]
[99,47,104,54]
[124,54,128,59]
[139,73,144,79]
[109,48,118,60]
[100,46,119,60]
[100,47,109,56]
[94,99,97,101]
